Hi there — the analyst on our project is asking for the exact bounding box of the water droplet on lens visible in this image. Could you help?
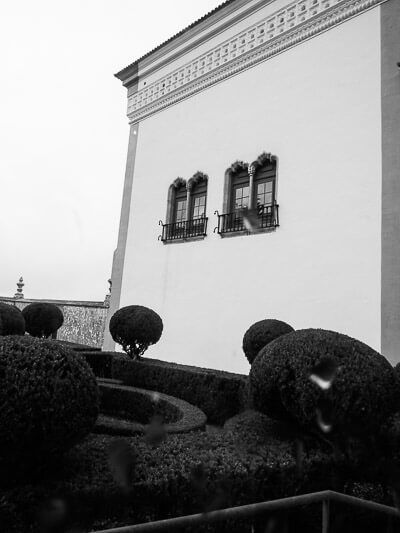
[316,398,333,433]
[144,415,166,447]
[241,208,260,232]
[151,392,160,403]
[38,498,68,531]
[108,439,136,488]
[310,355,338,390]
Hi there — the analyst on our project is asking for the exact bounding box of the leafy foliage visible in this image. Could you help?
[97,381,206,435]
[109,306,163,359]
[250,328,400,437]
[79,350,113,378]
[0,335,99,477]
[0,303,25,336]
[112,355,248,425]
[0,430,347,533]
[22,302,64,338]
[242,318,294,364]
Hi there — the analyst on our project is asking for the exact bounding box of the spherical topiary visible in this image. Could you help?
[22,302,64,338]
[0,335,99,473]
[242,319,294,364]
[0,303,25,336]
[394,362,400,383]
[109,305,163,360]
[250,329,400,436]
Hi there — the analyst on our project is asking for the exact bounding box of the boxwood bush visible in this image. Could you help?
[79,350,113,378]
[96,382,207,435]
[1,427,393,533]
[22,302,64,338]
[250,329,400,436]
[0,303,25,336]
[109,305,163,359]
[0,336,99,478]
[111,355,248,425]
[242,319,294,364]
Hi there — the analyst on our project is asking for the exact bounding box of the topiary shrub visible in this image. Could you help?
[22,302,64,338]
[250,329,400,437]
[109,305,163,360]
[0,335,99,476]
[242,319,294,364]
[111,355,248,424]
[0,303,25,336]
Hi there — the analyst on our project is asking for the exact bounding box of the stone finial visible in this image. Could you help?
[14,276,24,299]
[104,278,112,307]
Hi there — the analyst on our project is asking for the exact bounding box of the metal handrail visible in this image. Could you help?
[215,204,279,235]
[91,490,400,533]
[159,217,208,242]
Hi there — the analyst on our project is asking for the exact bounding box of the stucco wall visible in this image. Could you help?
[120,8,382,373]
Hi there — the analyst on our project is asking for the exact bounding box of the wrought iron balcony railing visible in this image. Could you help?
[159,217,208,242]
[214,204,279,236]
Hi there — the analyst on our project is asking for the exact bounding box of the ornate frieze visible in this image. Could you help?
[127,0,385,123]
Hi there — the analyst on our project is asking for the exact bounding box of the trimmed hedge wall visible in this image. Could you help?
[111,355,249,425]
[79,351,113,378]
[55,340,101,352]
[0,336,99,478]
[96,381,207,435]
[0,431,392,533]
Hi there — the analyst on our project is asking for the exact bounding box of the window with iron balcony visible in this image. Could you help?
[215,153,279,236]
[159,173,209,243]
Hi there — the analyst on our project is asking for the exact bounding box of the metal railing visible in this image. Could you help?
[92,490,400,533]
[214,204,279,236]
[158,217,208,242]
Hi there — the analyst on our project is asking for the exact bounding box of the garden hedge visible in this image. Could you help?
[242,319,294,364]
[79,350,113,378]
[250,329,400,436]
[96,381,207,435]
[54,340,101,352]
[109,305,163,359]
[111,355,249,424]
[0,303,25,336]
[0,429,392,533]
[22,302,64,338]
[0,335,99,477]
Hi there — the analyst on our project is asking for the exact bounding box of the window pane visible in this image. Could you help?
[257,183,266,194]
[192,195,206,219]
[256,181,273,206]
[175,199,186,222]
[235,190,249,209]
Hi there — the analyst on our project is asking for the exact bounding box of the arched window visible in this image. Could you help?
[230,162,250,212]
[217,153,279,235]
[188,171,208,219]
[173,182,188,223]
[252,152,277,214]
[160,173,209,242]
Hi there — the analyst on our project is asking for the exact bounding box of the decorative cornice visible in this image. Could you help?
[188,171,209,189]
[229,160,249,174]
[252,151,276,169]
[171,177,187,189]
[127,0,385,124]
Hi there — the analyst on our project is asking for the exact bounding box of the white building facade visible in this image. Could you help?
[105,0,400,374]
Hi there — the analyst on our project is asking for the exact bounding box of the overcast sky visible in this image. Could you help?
[0,0,222,301]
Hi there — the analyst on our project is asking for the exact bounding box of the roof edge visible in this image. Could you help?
[114,0,239,82]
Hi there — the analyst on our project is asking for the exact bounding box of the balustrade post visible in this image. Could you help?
[248,164,256,210]
[322,499,330,533]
